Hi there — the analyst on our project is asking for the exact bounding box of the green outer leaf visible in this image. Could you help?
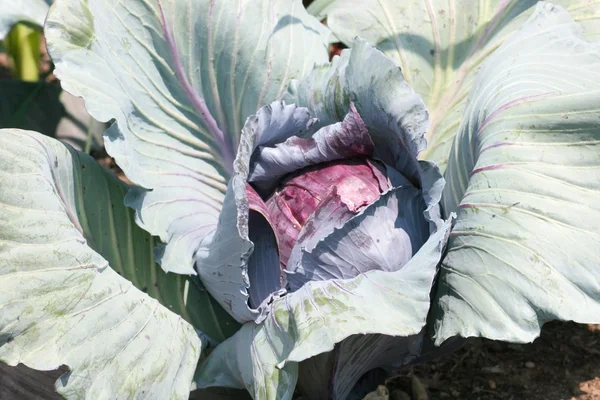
[53,128,240,340]
[0,129,202,399]
[45,0,330,276]
[433,3,600,345]
[88,197,240,341]
[196,218,452,400]
[319,0,600,172]
[0,0,50,38]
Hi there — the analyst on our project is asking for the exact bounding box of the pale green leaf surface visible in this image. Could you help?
[0,129,205,399]
[319,0,600,171]
[45,0,330,275]
[433,3,600,344]
[0,0,50,38]
[196,218,452,400]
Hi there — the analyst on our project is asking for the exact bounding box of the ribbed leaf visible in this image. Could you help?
[0,129,237,398]
[315,0,600,171]
[45,0,330,275]
[433,3,600,344]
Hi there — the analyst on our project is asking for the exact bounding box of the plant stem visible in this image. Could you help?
[6,23,41,82]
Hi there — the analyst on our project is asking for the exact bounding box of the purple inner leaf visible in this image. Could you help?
[248,103,375,194]
[265,157,391,269]
[286,185,429,291]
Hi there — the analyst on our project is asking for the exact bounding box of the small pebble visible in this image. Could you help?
[481,365,505,374]
[525,361,536,369]
[362,385,389,400]
[488,380,497,390]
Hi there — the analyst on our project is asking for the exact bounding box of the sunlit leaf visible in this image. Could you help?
[0,129,205,398]
[433,3,600,344]
[45,0,330,275]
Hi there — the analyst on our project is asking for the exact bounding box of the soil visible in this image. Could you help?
[382,322,600,400]
[2,22,600,400]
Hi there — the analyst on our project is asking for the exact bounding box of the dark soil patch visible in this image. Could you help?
[383,322,600,400]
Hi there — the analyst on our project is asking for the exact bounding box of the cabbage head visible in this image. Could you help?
[0,1,599,399]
